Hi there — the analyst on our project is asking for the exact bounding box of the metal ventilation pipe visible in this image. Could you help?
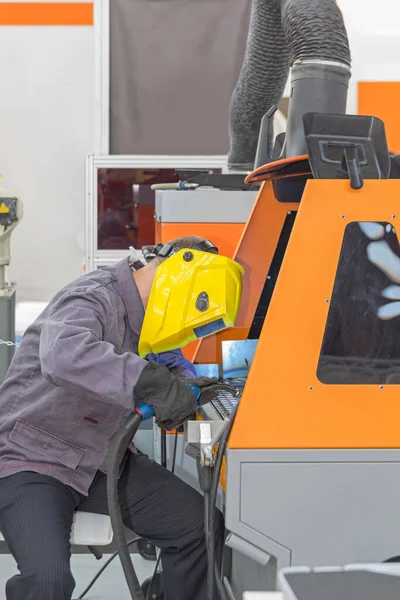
[282,0,351,157]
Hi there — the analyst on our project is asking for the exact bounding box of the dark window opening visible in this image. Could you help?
[317,221,400,384]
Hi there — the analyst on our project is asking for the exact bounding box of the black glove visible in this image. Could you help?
[184,377,230,405]
[134,361,219,430]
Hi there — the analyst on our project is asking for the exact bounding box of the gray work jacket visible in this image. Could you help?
[0,258,195,495]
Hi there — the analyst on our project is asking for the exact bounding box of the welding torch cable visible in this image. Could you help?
[81,428,180,600]
[145,429,180,600]
[161,428,167,468]
[107,411,145,599]
[105,383,237,600]
[207,405,239,600]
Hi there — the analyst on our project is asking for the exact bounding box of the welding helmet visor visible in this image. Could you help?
[138,241,244,357]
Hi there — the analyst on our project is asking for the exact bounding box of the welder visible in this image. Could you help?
[0,235,244,600]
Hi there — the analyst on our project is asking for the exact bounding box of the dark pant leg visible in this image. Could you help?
[0,471,82,600]
[80,452,225,600]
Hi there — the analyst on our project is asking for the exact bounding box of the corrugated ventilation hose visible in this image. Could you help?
[228,0,351,169]
[228,0,289,172]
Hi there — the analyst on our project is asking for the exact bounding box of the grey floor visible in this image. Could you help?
[0,552,156,600]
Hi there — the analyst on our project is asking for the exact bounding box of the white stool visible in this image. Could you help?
[0,511,113,549]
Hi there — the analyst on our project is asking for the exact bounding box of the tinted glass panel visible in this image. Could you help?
[317,221,400,384]
[97,168,220,250]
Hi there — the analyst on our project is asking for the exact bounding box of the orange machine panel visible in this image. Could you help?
[192,183,298,363]
[229,179,400,450]
[155,222,244,259]
[358,82,400,154]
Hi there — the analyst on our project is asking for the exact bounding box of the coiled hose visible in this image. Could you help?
[207,404,239,600]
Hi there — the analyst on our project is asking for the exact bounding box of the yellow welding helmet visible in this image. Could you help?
[138,241,244,357]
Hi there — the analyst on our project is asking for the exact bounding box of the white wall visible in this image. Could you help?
[281,1,400,113]
[0,0,96,301]
[339,0,400,34]
[339,0,400,114]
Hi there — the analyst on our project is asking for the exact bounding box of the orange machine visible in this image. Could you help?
[154,189,257,257]
[227,113,400,450]
[229,177,400,450]
[192,113,400,596]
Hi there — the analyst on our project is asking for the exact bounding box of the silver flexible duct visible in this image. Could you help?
[228,0,352,169]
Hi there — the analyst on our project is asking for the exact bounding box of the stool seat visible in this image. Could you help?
[0,511,113,547]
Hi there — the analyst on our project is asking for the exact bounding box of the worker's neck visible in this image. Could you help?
[132,265,156,308]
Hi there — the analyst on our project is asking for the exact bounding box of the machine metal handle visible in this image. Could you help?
[135,384,201,421]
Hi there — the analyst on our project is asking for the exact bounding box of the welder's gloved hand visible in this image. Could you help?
[184,377,225,406]
[134,361,219,430]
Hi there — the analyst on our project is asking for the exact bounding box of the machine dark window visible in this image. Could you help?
[317,221,400,384]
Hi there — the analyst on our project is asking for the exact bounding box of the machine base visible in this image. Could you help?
[225,448,400,595]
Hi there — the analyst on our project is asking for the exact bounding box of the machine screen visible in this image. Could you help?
[222,340,258,387]
[318,221,400,385]
[195,340,257,421]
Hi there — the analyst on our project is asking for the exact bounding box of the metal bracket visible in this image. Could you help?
[185,419,229,447]
[225,533,272,567]
[199,422,213,468]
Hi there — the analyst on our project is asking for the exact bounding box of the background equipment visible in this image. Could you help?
[0,180,22,384]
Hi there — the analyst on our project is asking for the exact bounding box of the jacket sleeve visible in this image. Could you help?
[149,349,197,378]
[39,290,148,410]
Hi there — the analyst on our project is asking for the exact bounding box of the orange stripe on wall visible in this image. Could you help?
[0,3,93,26]
[358,81,400,154]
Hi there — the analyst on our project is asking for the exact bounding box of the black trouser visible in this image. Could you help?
[0,453,224,600]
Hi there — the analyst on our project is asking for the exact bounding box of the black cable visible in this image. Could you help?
[161,429,167,468]
[199,383,241,400]
[103,385,236,600]
[78,537,141,599]
[215,564,231,600]
[204,491,210,542]
[208,407,239,600]
[145,429,179,600]
[145,553,162,600]
[107,412,145,600]
[171,429,178,473]
[80,427,178,600]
